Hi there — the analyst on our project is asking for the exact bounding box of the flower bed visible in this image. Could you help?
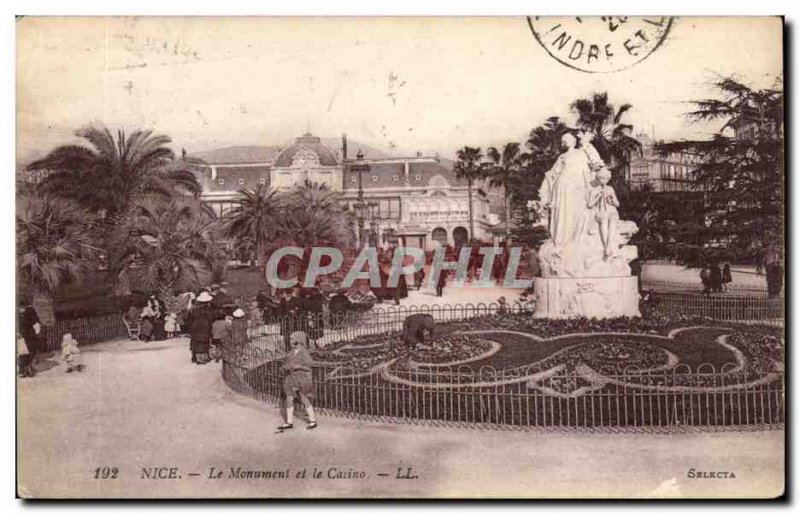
[227,310,785,430]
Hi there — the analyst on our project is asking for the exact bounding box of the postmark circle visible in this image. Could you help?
[527,16,674,73]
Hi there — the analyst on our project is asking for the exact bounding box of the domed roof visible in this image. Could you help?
[273,133,339,167]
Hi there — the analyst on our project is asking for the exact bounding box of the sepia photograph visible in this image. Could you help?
[13,13,785,499]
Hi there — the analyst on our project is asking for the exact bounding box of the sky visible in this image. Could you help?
[16,16,783,164]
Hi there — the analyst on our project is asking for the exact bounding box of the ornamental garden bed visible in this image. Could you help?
[229,312,784,429]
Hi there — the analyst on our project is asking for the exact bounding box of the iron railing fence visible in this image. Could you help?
[648,292,784,327]
[222,351,784,432]
[642,279,773,295]
[39,313,128,352]
[223,301,784,432]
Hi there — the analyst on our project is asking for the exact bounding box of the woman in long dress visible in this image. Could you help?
[190,292,214,364]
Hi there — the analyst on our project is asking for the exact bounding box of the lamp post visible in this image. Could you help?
[367,201,379,247]
[350,149,370,248]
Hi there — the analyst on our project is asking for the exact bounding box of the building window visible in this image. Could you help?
[350,176,357,183]
[371,175,378,182]
[218,178,225,185]
[392,175,399,182]
[415,174,421,181]
[238,178,245,185]
[259,178,266,185]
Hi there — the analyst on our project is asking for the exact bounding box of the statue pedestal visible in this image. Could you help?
[533,276,641,319]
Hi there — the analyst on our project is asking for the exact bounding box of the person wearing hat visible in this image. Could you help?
[211,285,233,318]
[278,331,318,431]
[230,308,248,359]
[190,291,214,364]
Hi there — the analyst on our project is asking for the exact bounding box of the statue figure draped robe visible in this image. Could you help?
[537,132,638,278]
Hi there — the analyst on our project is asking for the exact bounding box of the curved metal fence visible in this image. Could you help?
[222,301,785,432]
[223,360,784,432]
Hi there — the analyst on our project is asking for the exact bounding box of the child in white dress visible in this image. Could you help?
[164,313,179,338]
[61,333,84,373]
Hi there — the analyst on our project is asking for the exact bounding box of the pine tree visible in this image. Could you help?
[655,77,784,296]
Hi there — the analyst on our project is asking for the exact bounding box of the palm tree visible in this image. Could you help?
[223,184,284,270]
[26,124,202,217]
[284,180,356,250]
[290,180,342,212]
[453,146,487,242]
[272,207,356,251]
[17,194,98,324]
[570,93,642,196]
[486,142,522,240]
[108,196,220,294]
[526,117,569,161]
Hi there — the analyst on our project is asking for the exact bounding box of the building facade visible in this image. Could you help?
[195,133,505,250]
[629,132,702,193]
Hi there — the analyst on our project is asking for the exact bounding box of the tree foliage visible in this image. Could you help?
[570,92,642,200]
[654,78,783,263]
[453,146,487,242]
[505,117,568,247]
[17,194,98,298]
[26,124,202,217]
[486,142,522,239]
[222,184,283,267]
[654,76,784,295]
[107,196,221,293]
[224,181,356,268]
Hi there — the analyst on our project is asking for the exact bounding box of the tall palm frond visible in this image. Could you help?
[108,196,218,292]
[17,194,98,297]
[570,92,642,195]
[26,123,202,216]
[453,146,487,242]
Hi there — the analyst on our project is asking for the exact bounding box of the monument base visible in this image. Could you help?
[533,275,641,319]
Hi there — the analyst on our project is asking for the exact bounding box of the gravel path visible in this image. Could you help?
[16,336,784,499]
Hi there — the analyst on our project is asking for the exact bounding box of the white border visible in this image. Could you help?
[3,1,795,511]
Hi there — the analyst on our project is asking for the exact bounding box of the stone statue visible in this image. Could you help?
[587,167,620,260]
[532,131,640,319]
[538,132,596,248]
[536,131,638,278]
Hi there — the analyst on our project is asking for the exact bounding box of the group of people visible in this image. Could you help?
[254,287,327,351]
[17,306,84,378]
[186,285,247,365]
[700,262,733,295]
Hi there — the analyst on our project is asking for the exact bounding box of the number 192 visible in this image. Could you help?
[93,467,119,479]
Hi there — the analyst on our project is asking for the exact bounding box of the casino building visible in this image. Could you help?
[194,133,505,250]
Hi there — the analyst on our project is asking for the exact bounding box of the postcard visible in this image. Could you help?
[16,16,785,499]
